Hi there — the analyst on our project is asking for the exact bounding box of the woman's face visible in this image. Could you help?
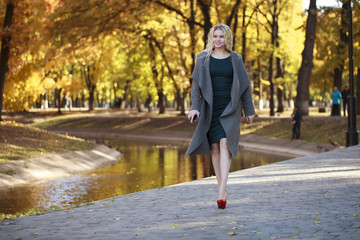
[213,29,226,49]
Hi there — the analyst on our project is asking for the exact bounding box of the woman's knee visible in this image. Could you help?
[212,143,220,153]
[219,138,229,150]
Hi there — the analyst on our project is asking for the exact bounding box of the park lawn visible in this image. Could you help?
[242,116,359,147]
[0,121,92,162]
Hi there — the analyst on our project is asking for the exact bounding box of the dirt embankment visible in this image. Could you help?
[0,145,121,188]
[38,115,337,157]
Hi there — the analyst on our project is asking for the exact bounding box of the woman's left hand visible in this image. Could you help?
[246,115,254,124]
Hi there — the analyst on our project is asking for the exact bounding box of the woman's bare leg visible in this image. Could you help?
[211,142,221,186]
[218,138,231,200]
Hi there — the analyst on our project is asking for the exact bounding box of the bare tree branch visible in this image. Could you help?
[154,0,204,28]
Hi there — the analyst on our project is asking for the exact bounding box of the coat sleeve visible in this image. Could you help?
[237,53,255,117]
[190,54,202,111]
[241,85,255,117]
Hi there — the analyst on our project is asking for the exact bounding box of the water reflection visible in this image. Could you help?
[0,140,290,214]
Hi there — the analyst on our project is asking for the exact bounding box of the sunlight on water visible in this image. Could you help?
[0,140,291,214]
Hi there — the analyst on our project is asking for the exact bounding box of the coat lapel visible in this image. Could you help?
[221,52,240,117]
[198,57,213,107]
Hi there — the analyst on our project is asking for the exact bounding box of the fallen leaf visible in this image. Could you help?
[228,232,237,236]
[170,223,179,228]
[227,220,237,224]
[4,222,16,225]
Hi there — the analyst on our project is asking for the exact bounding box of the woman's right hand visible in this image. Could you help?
[188,110,200,124]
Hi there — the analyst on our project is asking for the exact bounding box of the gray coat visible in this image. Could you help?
[185,50,255,158]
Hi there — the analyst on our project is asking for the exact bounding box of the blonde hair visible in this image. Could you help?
[205,23,233,57]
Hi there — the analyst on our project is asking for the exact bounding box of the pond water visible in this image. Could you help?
[0,140,291,214]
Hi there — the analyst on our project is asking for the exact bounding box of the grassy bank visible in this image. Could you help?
[0,121,92,162]
[31,111,359,147]
[242,117,358,147]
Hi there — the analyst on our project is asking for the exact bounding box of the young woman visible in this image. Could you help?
[185,23,255,209]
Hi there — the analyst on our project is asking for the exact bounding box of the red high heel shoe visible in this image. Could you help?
[217,199,227,209]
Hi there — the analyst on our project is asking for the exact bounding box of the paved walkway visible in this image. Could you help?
[1,145,359,239]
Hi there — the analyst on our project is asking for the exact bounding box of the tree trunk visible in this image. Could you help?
[180,91,186,115]
[189,0,196,78]
[158,91,165,114]
[136,92,142,112]
[269,53,275,116]
[357,67,360,115]
[81,90,85,108]
[276,86,284,112]
[275,56,284,112]
[197,0,212,48]
[226,0,241,50]
[333,67,344,90]
[112,80,117,107]
[226,0,241,27]
[57,88,62,113]
[242,3,247,61]
[88,86,95,111]
[333,2,349,89]
[82,65,96,111]
[267,0,280,116]
[255,13,262,109]
[121,80,130,109]
[150,34,182,115]
[295,0,317,116]
[0,2,14,121]
[175,92,180,111]
[147,38,165,114]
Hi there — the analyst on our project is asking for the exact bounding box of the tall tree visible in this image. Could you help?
[333,1,349,89]
[81,65,96,111]
[240,0,264,62]
[258,0,287,116]
[295,0,317,116]
[0,1,14,121]
[357,67,360,114]
[146,34,166,114]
